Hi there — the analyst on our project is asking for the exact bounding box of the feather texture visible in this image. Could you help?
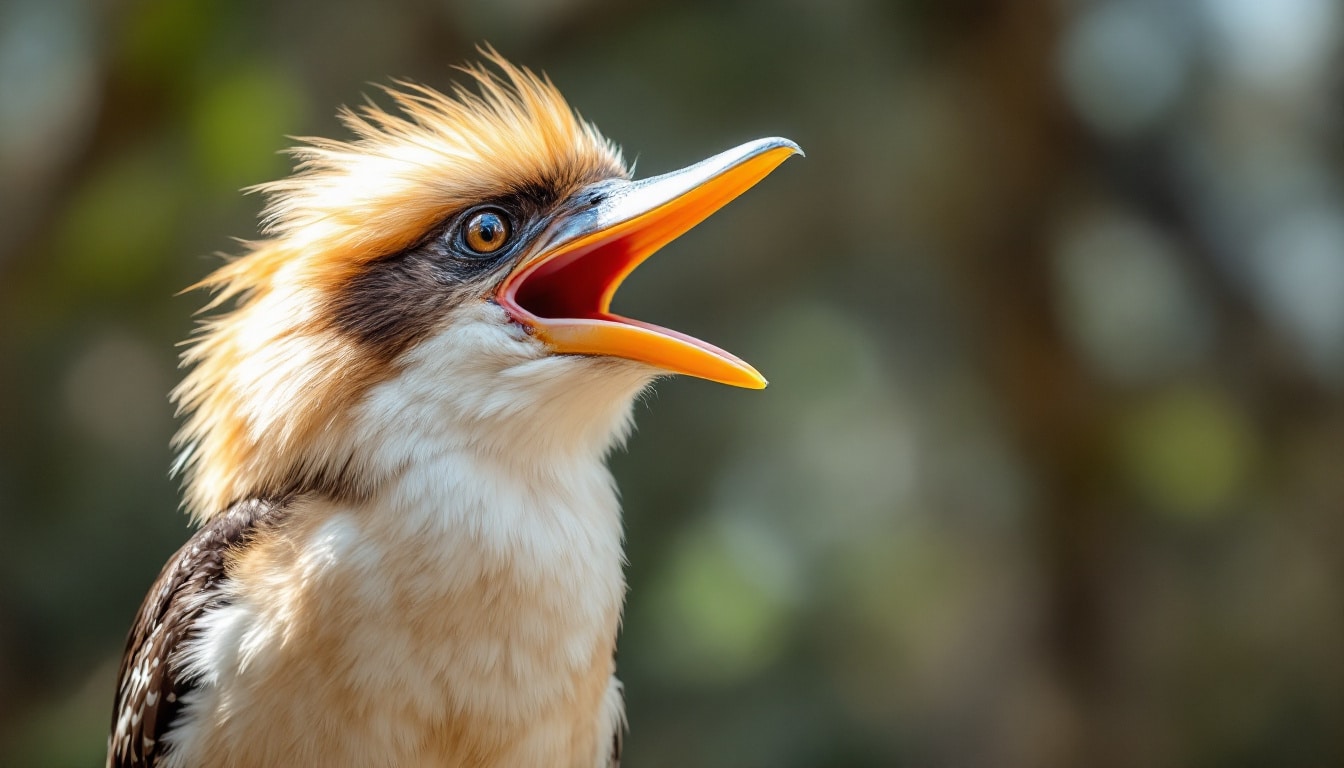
[172,50,627,522]
[109,499,288,767]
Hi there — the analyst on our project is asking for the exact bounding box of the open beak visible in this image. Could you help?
[497,137,801,389]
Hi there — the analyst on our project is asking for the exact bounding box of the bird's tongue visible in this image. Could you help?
[498,137,801,389]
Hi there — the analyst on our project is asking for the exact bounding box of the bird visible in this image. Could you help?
[107,51,799,768]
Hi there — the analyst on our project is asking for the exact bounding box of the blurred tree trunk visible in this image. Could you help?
[936,2,1113,766]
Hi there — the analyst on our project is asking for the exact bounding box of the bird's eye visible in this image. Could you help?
[462,209,511,255]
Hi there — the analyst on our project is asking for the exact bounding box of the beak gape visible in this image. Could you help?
[497,137,802,389]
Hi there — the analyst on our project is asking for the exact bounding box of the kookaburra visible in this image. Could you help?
[107,53,798,767]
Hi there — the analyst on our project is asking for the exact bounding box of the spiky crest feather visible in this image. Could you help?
[172,52,628,522]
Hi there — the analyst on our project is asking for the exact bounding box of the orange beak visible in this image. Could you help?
[497,137,801,389]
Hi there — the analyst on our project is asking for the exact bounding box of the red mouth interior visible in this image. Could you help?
[502,228,752,362]
[508,234,630,322]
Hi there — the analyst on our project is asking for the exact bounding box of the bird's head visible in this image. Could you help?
[172,53,799,521]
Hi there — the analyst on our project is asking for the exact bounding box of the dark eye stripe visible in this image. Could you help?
[329,208,525,357]
[327,185,605,358]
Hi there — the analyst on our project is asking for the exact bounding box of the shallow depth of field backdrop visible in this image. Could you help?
[2,0,1342,766]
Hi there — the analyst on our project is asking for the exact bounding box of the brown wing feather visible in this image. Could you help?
[107,499,285,767]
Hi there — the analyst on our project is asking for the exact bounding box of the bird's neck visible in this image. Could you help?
[336,363,647,619]
[327,361,648,713]
[349,433,630,715]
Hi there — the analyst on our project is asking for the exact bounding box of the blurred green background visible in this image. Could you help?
[2,0,1343,765]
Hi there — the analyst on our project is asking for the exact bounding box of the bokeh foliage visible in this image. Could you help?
[2,0,1342,765]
